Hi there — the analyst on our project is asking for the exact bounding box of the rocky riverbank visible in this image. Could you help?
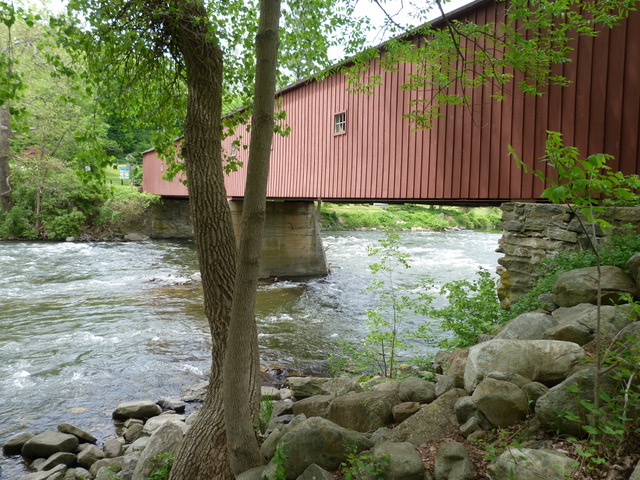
[4,255,640,479]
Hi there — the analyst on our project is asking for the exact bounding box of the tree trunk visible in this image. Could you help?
[167,3,237,480]
[0,107,13,211]
[223,0,281,474]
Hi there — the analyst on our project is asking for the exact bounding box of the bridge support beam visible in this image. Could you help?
[229,200,329,279]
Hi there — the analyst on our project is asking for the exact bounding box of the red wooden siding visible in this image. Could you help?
[143,0,640,204]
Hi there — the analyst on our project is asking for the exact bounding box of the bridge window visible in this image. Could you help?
[334,112,346,135]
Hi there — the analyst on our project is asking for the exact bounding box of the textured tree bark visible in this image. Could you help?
[0,107,13,212]
[166,2,236,479]
[223,0,281,474]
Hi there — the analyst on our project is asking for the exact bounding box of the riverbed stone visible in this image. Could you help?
[102,438,124,458]
[472,378,528,428]
[90,458,123,478]
[64,467,91,480]
[273,417,372,479]
[131,421,184,480]
[39,452,77,471]
[77,444,105,469]
[382,389,466,445]
[127,436,150,453]
[157,398,186,414]
[464,339,585,392]
[3,432,34,455]
[488,448,575,480]
[124,423,144,443]
[22,432,80,459]
[57,424,96,444]
[287,377,331,398]
[119,451,141,480]
[19,463,66,480]
[552,265,637,308]
[113,400,161,420]
[328,390,401,432]
[434,441,474,480]
[292,395,333,419]
[141,413,186,435]
[494,311,557,341]
[373,442,425,480]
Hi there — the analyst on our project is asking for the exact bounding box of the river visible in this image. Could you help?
[0,230,501,477]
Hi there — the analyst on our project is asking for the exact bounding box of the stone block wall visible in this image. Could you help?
[497,203,640,307]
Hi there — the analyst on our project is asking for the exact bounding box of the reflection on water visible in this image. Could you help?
[0,231,501,477]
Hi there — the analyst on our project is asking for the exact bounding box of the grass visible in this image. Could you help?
[319,203,501,231]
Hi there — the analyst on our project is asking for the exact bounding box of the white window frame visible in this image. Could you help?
[334,111,346,135]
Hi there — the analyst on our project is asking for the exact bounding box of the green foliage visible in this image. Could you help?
[148,452,174,480]
[95,187,159,236]
[267,442,287,480]
[423,268,509,349]
[42,209,87,239]
[256,396,275,436]
[319,203,501,231]
[0,205,35,237]
[340,444,388,480]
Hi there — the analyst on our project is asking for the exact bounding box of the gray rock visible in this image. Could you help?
[260,414,307,460]
[236,466,265,480]
[370,427,392,445]
[435,374,464,397]
[547,303,633,345]
[485,371,531,388]
[398,377,436,403]
[464,339,585,392]
[39,452,77,471]
[95,466,121,480]
[373,442,424,480]
[124,423,144,443]
[182,381,208,402]
[328,390,401,432]
[392,402,421,424]
[113,401,161,420]
[131,421,184,480]
[434,441,474,480]
[119,451,141,480]
[127,436,150,453]
[382,389,466,445]
[535,367,617,437]
[272,399,295,418]
[57,424,97,444]
[296,463,334,480]
[287,377,331,398]
[494,311,557,340]
[552,265,637,308]
[124,233,149,242]
[630,458,640,480]
[102,438,124,458]
[459,417,482,437]
[157,398,186,413]
[292,395,333,419]
[65,467,92,480]
[472,378,528,428]
[18,464,66,480]
[627,254,640,283]
[521,382,549,405]
[3,432,34,455]
[488,448,575,479]
[77,445,106,470]
[89,458,122,478]
[142,413,185,435]
[319,377,364,396]
[22,432,80,460]
[274,416,372,479]
[453,396,477,425]
[537,293,559,312]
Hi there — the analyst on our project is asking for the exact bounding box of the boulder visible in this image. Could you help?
[22,432,80,459]
[287,377,331,398]
[131,421,184,480]
[124,423,144,443]
[77,444,106,469]
[382,389,466,445]
[65,467,92,480]
[434,441,474,480]
[103,438,124,458]
[521,382,549,405]
[392,402,420,424]
[319,377,364,396]
[119,452,141,480]
[328,390,401,432]
[494,311,557,341]
[39,452,77,471]
[141,413,186,435]
[261,414,307,460]
[547,303,634,345]
[18,464,66,480]
[157,398,186,414]
[274,417,372,479]
[90,458,123,478]
[453,396,477,425]
[296,463,333,480]
[435,374,464,397]
[127,436,150,453]
[627,253,640,283]
[3,432,34,455]
[397,377,436,403]
[292,395,333,419]
[485,371,531,388]
[459,417,483,438]
[182,381,208,402]
[488,448,575,480]
[57,424,97,444]
[464,339,585,392]
[472,378,528,428]
[236,466,265,480]
[535,367,617,438]
[113,401,161,420]
[552,266,637,308]
[373,442,424,480]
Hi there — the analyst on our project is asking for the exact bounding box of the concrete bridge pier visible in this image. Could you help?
[229,200,329,279]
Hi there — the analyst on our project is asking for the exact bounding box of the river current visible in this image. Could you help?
[0,230,501,477]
